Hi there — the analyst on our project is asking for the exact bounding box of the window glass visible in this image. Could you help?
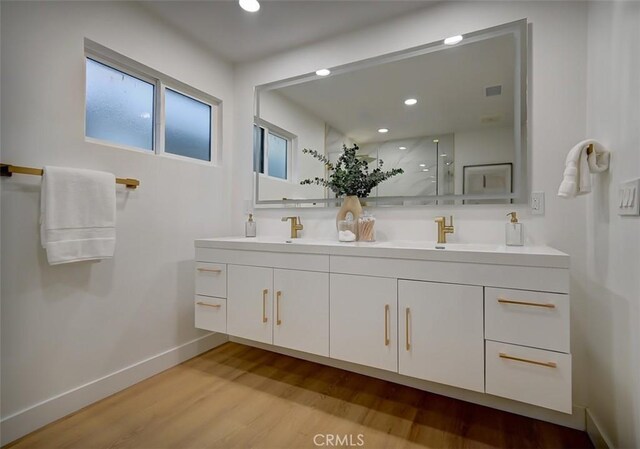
[267,132,288,180]
[85,58,154,150]
[253,125,265,173]
[165,89,212,161]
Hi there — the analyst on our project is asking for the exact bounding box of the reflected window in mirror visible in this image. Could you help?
[253,122,294,181]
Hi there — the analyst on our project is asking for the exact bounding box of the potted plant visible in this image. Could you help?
[300,143,403,233]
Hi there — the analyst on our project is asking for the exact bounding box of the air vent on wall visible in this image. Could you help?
[485,85,502,97]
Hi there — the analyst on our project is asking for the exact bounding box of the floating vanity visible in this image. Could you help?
[194,237,571,415]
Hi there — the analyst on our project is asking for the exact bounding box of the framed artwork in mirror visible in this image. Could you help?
[463,163,513,204]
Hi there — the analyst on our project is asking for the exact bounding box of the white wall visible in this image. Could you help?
[233,0,590,421]
[585,2,640,448]
[0,1,233,442]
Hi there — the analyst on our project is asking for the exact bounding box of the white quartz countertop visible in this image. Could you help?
[195,237,569,269]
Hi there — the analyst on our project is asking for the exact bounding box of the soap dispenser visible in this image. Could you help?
[245,214,256,238]
[505,212,524,246]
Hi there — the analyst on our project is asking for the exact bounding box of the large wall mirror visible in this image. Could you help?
[254,20,527,207]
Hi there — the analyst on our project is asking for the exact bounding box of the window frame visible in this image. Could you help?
[84,39,221,166]
[253,118,295,182]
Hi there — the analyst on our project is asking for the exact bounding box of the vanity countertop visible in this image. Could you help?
[195,237,569,269]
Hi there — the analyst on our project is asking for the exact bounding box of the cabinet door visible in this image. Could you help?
[330,274,397,372]
[227,265,273,344]
[273,269,329,357]
[398,280,484,393]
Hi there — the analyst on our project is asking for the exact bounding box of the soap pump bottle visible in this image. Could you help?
[245,214,256,238]
[505,212,524,246]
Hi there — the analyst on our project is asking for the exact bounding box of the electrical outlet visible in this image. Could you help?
[531,191,545,215]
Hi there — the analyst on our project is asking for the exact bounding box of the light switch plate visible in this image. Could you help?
[618,178,640,216]
[530,191,545,215]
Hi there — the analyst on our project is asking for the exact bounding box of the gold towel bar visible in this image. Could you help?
[0,163,140,189]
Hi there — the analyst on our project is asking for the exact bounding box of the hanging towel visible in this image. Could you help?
[558,139,610,198]
[40,166,116,265]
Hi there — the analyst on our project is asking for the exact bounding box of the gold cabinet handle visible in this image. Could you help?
[276,291,282,325]
[499,352,557,368]
[497,297,555,309]
[262,289,268,323]
[196,301,221,308]
[384,304,390,346]
[197,268,222,273]
[405,307,411,351]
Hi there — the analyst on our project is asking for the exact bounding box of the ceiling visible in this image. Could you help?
[273,33,516,143]
[140,0,438,63]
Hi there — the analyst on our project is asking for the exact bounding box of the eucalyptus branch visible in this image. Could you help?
[300,144,404,198]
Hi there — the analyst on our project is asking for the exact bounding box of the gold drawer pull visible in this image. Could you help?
[262,289,268,323]
[384,304,390,346]
[499,352,557,368]
[498,297,555,309]
[196,301,221,308]
[197,268,222,273]
[405,307,411,351]
[276,291,282,325]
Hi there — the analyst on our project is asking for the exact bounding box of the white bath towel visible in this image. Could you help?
[40,166,116,265]
[558,139,610,198]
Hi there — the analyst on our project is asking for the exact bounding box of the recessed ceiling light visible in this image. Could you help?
[419,164,426,167]
[440,154,448,157]
[433,139,440,143]
[444,35,463,45]
[404,98,418,106]
[239,0,260,12]
[422,168,429,172]
[315,69,331,76]
[399,146,407,150]
[378,128,389,133]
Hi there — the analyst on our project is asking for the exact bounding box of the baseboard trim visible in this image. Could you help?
[1,332,228,446]
[231,336,586,431]
[586,409,614,449]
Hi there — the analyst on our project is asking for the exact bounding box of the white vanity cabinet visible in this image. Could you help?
[330,274,397,372]
[227,264,330,356]
[195,238,572,418]
[398,280,484,393]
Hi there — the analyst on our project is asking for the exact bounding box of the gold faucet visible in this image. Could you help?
[434,216,454,244]
[282,216,304,239]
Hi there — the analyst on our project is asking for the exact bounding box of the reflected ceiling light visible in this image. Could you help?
[239,0,260,12]
[399,146,407,150]
[433,139,440,143]
[404,98,418,106]
[315,69,331,76]
[440,153,448,157]
[444,35,463,45]
[422,168,429,172]
[419,163,426,167]
[378,128,389,133]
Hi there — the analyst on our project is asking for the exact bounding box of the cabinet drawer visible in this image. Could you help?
[486,341,571,413]
[485,287,569,353]
[194,296,226,333]
[195,263,227,298]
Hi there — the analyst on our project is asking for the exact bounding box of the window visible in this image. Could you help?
[165,89,212,161]
[85,59,155,151]
[253,122,293,181]
[85,41,220,163]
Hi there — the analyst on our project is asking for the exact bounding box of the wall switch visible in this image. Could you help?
[530,191,545,215]
[618,178,640,216]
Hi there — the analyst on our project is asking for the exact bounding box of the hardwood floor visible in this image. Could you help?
[6,342,593,449]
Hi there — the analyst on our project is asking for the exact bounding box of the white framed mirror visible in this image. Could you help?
[254,19,527,207]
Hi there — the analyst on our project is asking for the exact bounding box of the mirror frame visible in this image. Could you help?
[254,19,527,207]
